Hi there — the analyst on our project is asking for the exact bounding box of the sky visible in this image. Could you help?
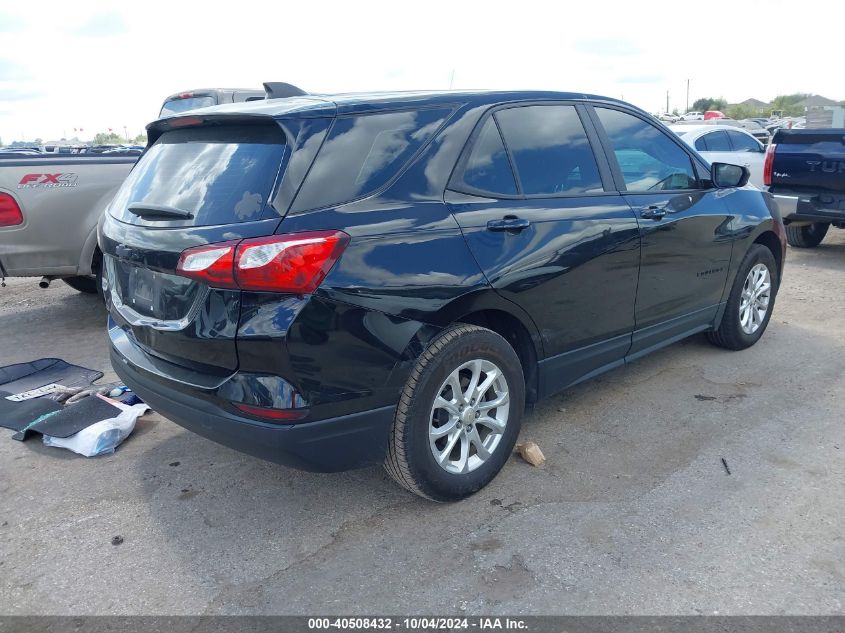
[1,0,843,144]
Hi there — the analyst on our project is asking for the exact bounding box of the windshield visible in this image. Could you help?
[160,96,217,117]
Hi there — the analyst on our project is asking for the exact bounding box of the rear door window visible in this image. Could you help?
[459,118,517,195]
[726,130,760,152]
[703,130,731,151]
[595,107,698,191]
[292,108,452,212]
[108,124,286,226]
[495,105,604,195]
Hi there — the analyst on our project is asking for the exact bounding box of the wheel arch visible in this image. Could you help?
[454,308,540,405]
[752,229,784,280]
[76,225,103,276]
[389,290,543,406]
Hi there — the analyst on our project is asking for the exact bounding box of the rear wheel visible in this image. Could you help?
[707,244,778,350]
[62,275,98,294]
[785,222,829,248]
[62,250,104,299]
[384,324,525,501]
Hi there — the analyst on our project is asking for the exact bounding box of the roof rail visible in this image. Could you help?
[263,82,307,99]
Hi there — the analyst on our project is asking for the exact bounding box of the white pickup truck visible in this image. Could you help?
[0,154,137,293]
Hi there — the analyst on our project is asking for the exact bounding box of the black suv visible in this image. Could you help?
[100,90,786,500]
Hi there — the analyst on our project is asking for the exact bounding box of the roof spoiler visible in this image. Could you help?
[263,82,307,100]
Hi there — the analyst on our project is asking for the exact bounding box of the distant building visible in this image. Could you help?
[737,98,769,109]
[796,95,845,128]
[796,95,840,108]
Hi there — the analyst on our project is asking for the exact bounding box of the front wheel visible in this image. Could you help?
[708,244,778,350]
[785,222,829,248]
[384,324,525,501]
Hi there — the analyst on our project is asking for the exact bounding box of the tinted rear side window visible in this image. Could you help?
[495,105,603,195]
[292,108,451,212]
[109,124,286,226]
[702,130,731,151]
[726,130,760,152]
[595,107,698,192]
[460,118,517,195]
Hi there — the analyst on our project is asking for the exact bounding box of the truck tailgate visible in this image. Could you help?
[771,129,845,193]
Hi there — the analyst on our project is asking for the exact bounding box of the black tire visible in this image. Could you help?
[62,250,104,299]
[384,324,525,501]
[785,222,829,248]
[707,244,778,350]
[62,275,98,294]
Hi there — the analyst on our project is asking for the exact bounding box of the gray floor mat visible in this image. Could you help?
[0,358,103,400]
[0,390,63,433]
[10,395,123,442]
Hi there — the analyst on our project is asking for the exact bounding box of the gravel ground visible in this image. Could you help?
[0,232,843,615]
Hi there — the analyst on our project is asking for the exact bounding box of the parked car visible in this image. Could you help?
[735,120,772,146]
[100,89,786,500]
[0,153,138,292]
[765,127,845,247]
[159,83,307,118]
[657,113,679,123]
[671,125,766,187]
[704,110,726,120]
[159,88,267,118]
[680,111,704,121]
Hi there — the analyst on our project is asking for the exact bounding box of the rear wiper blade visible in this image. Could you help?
[127,203,194,220]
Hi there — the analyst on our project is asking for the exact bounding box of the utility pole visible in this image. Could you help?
[123,126,128,142]
[686,79,690,113]
[666,90,669,114]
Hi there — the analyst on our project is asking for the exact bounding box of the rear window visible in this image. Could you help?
[460,118,517,195]
[291,108,451,212]
[108,124,286,226]
[160,96,217,117]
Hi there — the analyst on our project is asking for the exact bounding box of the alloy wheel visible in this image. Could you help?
[739,263,771,335]
[428,359,510,475]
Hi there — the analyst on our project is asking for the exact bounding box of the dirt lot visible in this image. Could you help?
[1,233,844,615]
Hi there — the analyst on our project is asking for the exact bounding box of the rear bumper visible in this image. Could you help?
[770,191,845,224]
[110,344,395,472]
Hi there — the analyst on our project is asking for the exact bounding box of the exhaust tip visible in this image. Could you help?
[39,276,51,289]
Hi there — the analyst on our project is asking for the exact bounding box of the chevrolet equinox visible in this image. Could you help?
[100,90,786,500]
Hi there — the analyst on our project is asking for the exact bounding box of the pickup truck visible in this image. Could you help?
[158,83,306,117]
[765,128,845,247]
[0,81,306,294]
[0,154,137,292]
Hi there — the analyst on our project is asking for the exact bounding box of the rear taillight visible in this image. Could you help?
[0,193,23,227]
[763,143,776,187]
[176,230,350,293]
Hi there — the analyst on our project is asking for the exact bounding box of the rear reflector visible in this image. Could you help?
[0,193,23,227]
[176,230,350,293]
[233,403,309,422]
[763,143,776,187]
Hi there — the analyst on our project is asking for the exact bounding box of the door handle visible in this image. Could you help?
[640,205,667,220]
[487,216,530,232]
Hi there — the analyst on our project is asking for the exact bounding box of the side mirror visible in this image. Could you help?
[711,162,750,188]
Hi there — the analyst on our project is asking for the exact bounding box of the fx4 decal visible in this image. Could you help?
[17,173,79,189]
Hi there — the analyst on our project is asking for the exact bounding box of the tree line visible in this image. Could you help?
[689,93,833,119]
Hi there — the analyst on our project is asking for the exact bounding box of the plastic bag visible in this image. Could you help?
[42,400,149,457]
